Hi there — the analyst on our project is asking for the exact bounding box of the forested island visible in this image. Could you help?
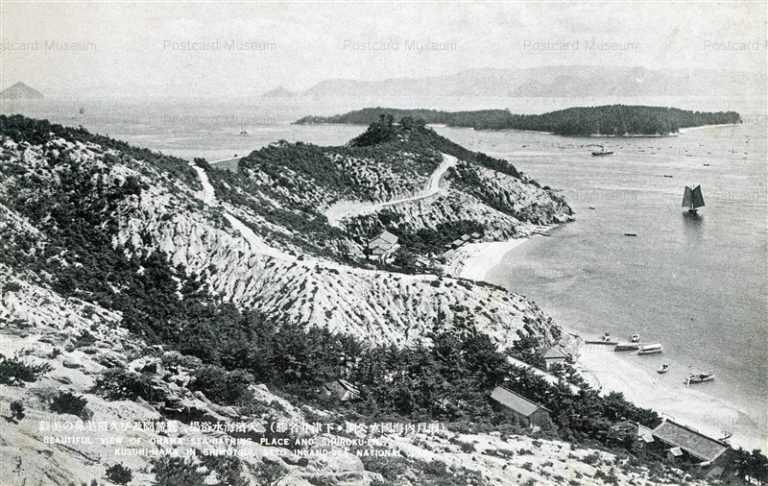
[295,105,742,136]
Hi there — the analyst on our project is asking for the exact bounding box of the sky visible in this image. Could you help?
[0,1,765,98]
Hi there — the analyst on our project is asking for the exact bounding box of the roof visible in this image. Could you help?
[369,231,398,247]
[652,420,728,462]
[543,346,570,360]
[490,386,547,417]
[638,424,655,443]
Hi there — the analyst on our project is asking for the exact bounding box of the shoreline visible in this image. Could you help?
[577,343,764,452]
[678,123,741,134]
[450,229,766,453]
[444,224,555,281]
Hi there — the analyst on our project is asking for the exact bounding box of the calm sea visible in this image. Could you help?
[4,95,766,443]
[438,119,767,446]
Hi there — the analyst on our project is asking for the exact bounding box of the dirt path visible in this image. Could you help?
[324,153,457,227]
[189,162,294,261]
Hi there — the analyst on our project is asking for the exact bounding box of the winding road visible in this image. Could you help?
[324,153,457,227]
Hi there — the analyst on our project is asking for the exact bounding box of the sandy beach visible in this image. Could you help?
[577,345,764,451]
[446,238,531,280]
[678,123,742,133]
[454,235,766,452]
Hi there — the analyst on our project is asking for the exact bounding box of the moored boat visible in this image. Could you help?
[638,343,663,355]
[686,371,715,384]
[657,363,670,374]
[615,342,640,352]
[590,144,614,156]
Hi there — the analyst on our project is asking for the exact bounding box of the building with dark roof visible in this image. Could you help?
[489,386,552,430]
[650,419,729,465]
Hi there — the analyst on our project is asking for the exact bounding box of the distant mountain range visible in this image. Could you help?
[263,66,763,99]
[0,82,44,99]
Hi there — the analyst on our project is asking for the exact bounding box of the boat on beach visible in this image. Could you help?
[614,342,640,352]
[585,339,618,345]
[638,343,663,355]
[657,363,670,374]
[686,371,715,384]
[586,332,618,345]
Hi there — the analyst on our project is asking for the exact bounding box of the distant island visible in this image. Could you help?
[0,82,44,100]
[295,105,742,136]
[260,86,298,98]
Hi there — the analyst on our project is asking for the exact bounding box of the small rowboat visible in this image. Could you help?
[638,343,663,355]
[657,363,670,374]
[686,371,715,384]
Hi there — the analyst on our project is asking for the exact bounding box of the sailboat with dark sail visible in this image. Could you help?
[682,185,705,215]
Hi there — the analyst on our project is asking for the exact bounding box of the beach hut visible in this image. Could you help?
[647,419,730,470]
[489,386,552,430]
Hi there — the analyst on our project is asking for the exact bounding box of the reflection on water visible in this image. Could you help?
[682,211,704,245]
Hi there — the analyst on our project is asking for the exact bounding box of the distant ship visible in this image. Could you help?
[682,185,705,215]
[239,123,249,136]
[79,106,85,115]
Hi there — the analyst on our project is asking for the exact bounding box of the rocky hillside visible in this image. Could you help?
[208,115,571,263]
[0,115,722,485]
[0,116,566,350]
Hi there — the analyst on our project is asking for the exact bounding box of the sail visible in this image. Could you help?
[691,185,705,208]
[682,186,693,208]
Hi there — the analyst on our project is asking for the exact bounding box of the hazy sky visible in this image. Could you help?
[1,1,765,98]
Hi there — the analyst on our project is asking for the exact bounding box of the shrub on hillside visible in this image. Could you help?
[93,368,166,402]
[151,457,206,486]
[189,365,254,405]
[0,354,53,386]
[10,400,25,420]
[105,463,133,485]
[50,390,92,420]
